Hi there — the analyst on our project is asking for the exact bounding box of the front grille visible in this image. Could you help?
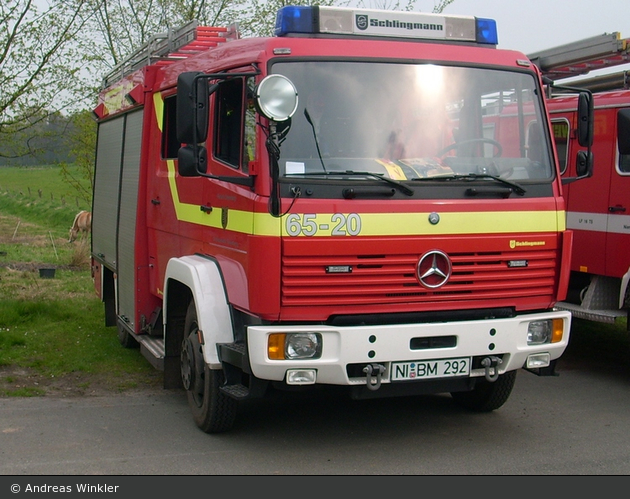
[281,248,557,307]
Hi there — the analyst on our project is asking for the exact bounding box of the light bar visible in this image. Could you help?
[274,5,498,45]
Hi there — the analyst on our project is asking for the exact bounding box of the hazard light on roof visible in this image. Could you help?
[274,5,498,45]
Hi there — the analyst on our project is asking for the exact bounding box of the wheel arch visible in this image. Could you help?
[164,255,234,368]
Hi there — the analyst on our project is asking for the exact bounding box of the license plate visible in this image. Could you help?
[391,357,470,381]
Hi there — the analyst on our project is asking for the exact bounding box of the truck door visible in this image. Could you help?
[556,112,610,277]
[148,91,205,287]
[203,75,257,311]
[604,107,630,279]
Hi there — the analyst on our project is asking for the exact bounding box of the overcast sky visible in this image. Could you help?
[438,0,630,52]
[434,0,630,78]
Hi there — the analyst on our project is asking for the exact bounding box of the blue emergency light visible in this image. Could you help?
[274,5,498,45]
[476,18,498,45]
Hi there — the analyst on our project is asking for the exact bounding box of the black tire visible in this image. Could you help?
[451,370,517,412]
[180,301,237,433]
[117,325,139,348]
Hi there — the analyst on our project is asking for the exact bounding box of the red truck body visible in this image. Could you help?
[530,33,630,323]
[91,6,577,432]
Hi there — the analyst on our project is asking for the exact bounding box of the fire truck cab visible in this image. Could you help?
[91,6,590,433]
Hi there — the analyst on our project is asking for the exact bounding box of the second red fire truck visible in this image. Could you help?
[529,33,630,325]
[90,6,594,432]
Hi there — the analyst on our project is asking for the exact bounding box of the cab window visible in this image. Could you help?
[214,78,244,168]
[618,108,630,173]
[551,119,569,174]
[619,150,630,173]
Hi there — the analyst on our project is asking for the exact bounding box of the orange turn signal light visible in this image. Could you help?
[268,333,286,360]
[552,319,564,343]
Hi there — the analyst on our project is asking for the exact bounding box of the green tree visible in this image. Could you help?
[0,1,96,160]
[82,0,252,74]
[58,110,96,205]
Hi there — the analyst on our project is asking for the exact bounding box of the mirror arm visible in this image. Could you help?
[266,124,282,217]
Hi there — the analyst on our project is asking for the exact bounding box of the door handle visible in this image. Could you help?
[608,206,627,213]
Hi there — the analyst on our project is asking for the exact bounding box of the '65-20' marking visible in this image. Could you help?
[285,213,362,236]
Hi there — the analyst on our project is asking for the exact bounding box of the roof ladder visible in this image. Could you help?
[102,21,239,88]
[528,32,630,81]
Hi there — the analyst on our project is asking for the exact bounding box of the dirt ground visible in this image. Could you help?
[0,365,163,398]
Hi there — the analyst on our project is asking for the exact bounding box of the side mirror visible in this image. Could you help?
[576,150,593,178]
[177,145,207,177]
[255,74,298,121]
[577,91,593,147]
[618,108,630,155]
[177,72,209,144]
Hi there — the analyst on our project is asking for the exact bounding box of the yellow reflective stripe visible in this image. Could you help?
[280,211,562,237]
[153,93,164,132]
[165,159,184,219]
[164,159,282,235]
[253,212,282,236]
[399,210,559,236]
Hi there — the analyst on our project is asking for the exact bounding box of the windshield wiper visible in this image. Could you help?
[411,173,526,196]
[287,170,414,196]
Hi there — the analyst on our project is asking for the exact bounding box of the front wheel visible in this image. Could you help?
[180,302,237,433]
[450,370,516,412]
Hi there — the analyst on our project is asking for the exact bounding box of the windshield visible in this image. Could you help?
[274,61,553,182]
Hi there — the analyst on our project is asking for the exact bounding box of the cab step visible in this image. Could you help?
[138,336,165,371]
[220,383,250,399]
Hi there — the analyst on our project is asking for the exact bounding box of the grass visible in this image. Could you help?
[0,164,90,231]
[0,165,159,397]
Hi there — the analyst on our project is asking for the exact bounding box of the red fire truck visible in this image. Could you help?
[529,33,630,325]
[90,5,593,432]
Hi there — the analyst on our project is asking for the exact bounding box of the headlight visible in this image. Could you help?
[527,320,552,345]
[527,319,564,345]
[268,332,322,360]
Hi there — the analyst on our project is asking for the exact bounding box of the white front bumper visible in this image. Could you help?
[246,310,571,385]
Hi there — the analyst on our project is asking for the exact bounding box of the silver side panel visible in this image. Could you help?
[92,110,144,333]
[92,118,124,269]
[117,110,143,331]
